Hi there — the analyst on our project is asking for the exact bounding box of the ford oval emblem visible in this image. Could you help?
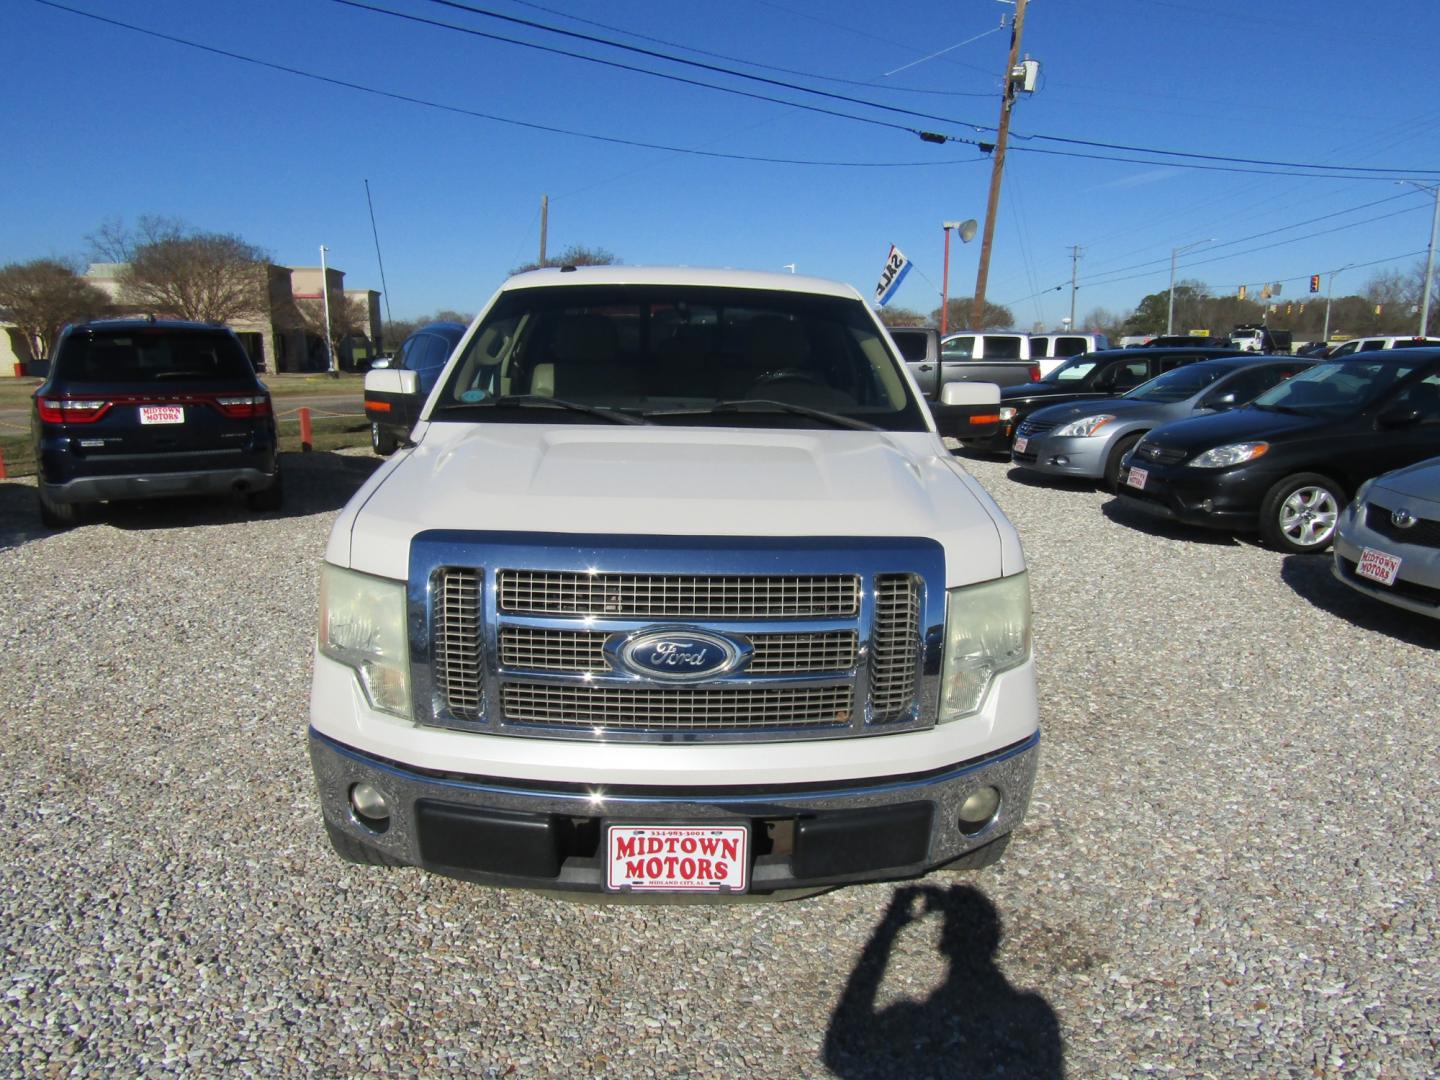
[613,628,747,682]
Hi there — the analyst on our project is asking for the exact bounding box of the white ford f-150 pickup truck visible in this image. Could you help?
[309,266,1038,898]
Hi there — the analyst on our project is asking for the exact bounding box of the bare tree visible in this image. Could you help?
[929,298,1015,331]
[511,244,618,275]
[875,305,929,327]
[0,259,111,358]
[295,293,369,369]
[111,220,271,323]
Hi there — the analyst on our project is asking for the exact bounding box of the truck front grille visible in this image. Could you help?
[501,684,854,732]
[418,537,945,743]
[498,570,859,618]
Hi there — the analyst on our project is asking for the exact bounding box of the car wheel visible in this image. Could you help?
[1103,433,1143,492]
[1259,473,1345,553]
[246,472,284,512]
[371,422,397,456]
[37,485,85,529]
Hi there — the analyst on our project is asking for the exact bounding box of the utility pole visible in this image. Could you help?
[319,244,336,376]
[539,194,549,266]
[1406,182,1440,336]
[970,0,1028,330]
[1068,244,1082,327]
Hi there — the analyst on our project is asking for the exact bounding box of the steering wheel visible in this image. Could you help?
[749,368,827,390]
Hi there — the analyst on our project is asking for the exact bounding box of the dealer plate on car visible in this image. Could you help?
[1126,464,1148,490]
[1013,435,1028,454]
[139,406,184,425]
[1356,547,1402,587]
[605,825,749,893]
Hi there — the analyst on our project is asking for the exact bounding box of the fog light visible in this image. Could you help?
[1052,455,1069,466]
[350,782,391,824]
[1199,498,1215,513]
[958,786,1001,834]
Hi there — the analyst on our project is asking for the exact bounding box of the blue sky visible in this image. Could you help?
[7,0,1439,328]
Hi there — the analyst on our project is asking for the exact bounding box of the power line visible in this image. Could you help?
[29,0,985,168]
[409,0,1440,177]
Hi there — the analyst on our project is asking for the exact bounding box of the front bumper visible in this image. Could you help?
[1332,516,1440,619]
[1112,457,1272,531]
[1011,433,1106,479]
[309,727,1040,895]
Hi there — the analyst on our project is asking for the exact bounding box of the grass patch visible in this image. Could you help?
[0,418,370,479]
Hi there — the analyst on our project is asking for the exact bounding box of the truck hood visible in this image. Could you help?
[333,423,1020,585]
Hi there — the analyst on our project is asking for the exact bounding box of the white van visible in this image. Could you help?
[1028,333,1109,375]
[1326,335,1440,357]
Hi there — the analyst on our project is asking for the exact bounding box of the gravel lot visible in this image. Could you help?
[2,450,1437,1077]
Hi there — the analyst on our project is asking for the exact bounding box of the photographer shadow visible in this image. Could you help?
[824,883,1063,1079]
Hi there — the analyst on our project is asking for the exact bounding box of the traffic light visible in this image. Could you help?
[1310,274,1321,293]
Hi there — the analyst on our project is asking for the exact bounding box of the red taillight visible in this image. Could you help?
[37,398,111,424]
[213,395,272,419]
[1027,365,1041,381]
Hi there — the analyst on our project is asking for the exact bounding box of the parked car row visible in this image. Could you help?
[993,346,1440,620]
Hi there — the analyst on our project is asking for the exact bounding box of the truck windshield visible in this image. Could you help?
[433,284,929,431]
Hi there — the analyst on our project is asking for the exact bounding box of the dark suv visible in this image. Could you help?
[33,320,281,527]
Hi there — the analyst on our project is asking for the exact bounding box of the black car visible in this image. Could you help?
[363,321,467,454]
[961,346,1245,454]
[33,320,281,527]
[1115,349,1440,553]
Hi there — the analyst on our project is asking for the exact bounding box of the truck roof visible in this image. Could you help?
[500,265,864,301]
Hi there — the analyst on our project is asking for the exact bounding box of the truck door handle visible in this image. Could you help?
[918,363,933,372]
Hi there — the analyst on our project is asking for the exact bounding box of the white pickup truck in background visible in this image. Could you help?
[309,266,1038,899]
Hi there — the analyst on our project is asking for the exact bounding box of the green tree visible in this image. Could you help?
[0,259,111,358]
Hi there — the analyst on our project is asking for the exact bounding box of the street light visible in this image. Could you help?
[941,219,978,335]
[1399,181,1440,336]
[1167,239,1215,336]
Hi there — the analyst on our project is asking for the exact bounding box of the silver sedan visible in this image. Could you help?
[1332,457,1440,620]
[1010,357,1310,489]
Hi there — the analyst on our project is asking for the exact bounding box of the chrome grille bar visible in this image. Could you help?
[499,627,858,675]
[870,574,921,723]
[502,683,854,731]
[434,569,484,721]
[498,570,859,619]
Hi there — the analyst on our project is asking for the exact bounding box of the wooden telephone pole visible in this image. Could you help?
[970,0,1028,330]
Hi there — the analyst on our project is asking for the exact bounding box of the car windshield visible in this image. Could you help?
[53,329,255,384]
[1123,365,1228,403]
[1249,358,1426,418]
[433,284,929,430]
[1044,356,1100,382]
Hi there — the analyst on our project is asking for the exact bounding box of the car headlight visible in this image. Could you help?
[940,572,1031,722]
[319,563,411,717]
[999,407,1018,422]
[1052,414,1115,438]
[1187,441,1269,468]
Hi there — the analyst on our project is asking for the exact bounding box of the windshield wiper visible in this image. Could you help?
[647,399,881,431]
[433,394,648,425]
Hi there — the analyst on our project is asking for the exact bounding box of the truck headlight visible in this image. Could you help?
[940,572,1031,721]
[1052,414,1115,438]
[998,407,1018,422]
[319,564,411,718]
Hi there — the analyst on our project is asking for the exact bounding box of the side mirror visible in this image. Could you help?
[396,370,420,396]
[369,357,392,370]
[1203,391,1238,411]
[931,381,1002,438]
[1378,407,1421,429]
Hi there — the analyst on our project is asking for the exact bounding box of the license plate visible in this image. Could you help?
[139,406,184,425]
[605,825,749,893]
[1013,435,1029,454]
[1356,547,1402,586]
[1126,464,1148,490]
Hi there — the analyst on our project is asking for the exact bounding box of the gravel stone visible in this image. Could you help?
[0,450,1437,1077]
